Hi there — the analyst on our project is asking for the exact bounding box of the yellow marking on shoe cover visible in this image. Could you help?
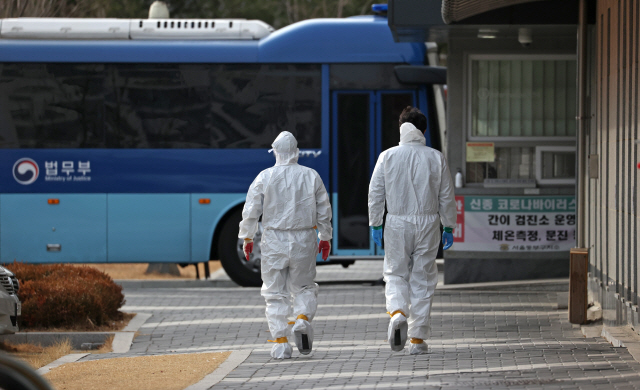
[387,310,406,318]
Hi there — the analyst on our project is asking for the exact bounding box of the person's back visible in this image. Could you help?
[238,131,332,360]
[259,163,325,232]
[373,126,451,219]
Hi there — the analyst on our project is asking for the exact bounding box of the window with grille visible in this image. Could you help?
[469,55,576,139]
[465,55,577,186]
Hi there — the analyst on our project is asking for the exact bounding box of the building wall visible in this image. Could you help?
[588,0,640,328]
[445,27,578,283]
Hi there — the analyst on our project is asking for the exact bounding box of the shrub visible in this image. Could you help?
[6,262,125,329]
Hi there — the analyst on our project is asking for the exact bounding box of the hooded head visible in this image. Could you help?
[398,106,427,146]
[270,131,299,165]
[399,122,426,145]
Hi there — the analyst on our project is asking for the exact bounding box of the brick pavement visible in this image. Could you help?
[83,278,640,389]
[313,261,444,285]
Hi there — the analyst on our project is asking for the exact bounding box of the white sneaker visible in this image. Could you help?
[387,312,408,352]
[270,341,292,359]
[409,339,428,355]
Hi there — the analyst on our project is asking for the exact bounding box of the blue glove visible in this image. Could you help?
[371,226,383,247]
[442,227,454,250]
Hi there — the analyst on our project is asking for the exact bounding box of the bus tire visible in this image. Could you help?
[218,208,262,287]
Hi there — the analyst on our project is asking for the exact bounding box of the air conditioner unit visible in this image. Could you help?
[0,18,274,40]
[1,18,130,39]
[129,19,273,40]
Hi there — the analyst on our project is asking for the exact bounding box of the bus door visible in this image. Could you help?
[331,90,416,256]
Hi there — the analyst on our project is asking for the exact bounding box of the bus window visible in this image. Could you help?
[0,63,322,149]
[0,63,108,149]
[108,63,321,149]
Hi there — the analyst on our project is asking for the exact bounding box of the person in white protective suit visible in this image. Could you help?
[368,106,456,355]
[238,131,332,359]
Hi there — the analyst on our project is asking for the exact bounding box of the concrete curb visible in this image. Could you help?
[36,353,89,375]
[0,332,113,350]
[580,323,603,338]
[112,332,135,354]
[112,312,151,354]
[581,323,640,364]
[122,312,152,332]
[600,326,640,363]
[0,312,151,353]
[184,350,252,390]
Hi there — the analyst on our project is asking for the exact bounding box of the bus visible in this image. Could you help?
[0,14,444,287]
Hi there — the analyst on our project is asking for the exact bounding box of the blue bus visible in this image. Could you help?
[0,14,443,286]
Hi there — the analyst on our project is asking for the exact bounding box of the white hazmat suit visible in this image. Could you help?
[368,122,456,354]
[239,131,332,359]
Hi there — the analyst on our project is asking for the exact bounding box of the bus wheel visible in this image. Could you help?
[218,208,262,287]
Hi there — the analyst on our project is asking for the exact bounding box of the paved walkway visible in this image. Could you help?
[82,268,640,389]
[313,261,443,285]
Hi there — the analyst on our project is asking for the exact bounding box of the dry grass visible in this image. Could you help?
[72,261,222,280]
[0,339,73,369]
[45,351,231,390]
[92,335,114,354]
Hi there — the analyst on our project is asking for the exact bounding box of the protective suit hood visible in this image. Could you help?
[271,131,299,165]
[399,122,426,145]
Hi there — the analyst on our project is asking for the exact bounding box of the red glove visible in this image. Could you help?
[243,239,253,261]
[318,240,331,261]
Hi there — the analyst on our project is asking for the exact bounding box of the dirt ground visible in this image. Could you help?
[44,351,231,390]
[73,261,222,280]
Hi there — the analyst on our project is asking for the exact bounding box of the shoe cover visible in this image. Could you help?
[409,341,428,355]
[388,313,408,352]
[271,342,292,359]
[292,319,314,355]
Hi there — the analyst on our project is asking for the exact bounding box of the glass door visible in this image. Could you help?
[331,90,416,256]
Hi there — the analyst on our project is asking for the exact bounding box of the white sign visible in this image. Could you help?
[453,196,576,252]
